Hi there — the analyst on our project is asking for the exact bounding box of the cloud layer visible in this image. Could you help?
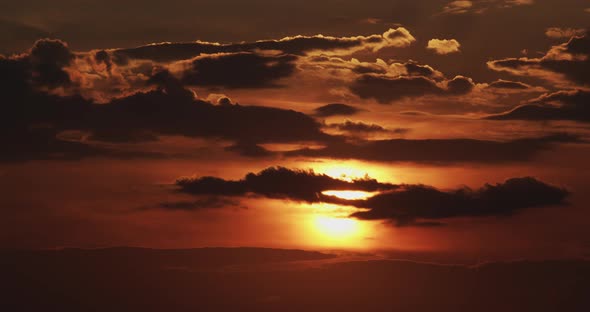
[175,167,569,226]
[488,32,590,87]
[488,90,590,122]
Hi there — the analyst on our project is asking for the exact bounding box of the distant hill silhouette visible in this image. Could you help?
[1,247,588,311]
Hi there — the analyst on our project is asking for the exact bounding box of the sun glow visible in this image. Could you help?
[308,161,397,184]
[299,202,375,249]
[318,164,370,182]
[321,190,374,200]
[314,216,359,239]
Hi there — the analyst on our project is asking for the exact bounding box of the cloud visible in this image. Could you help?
[447,75,475,94]
[174,167,568,226]
[487,79,533,89]
[442,1,474,14]
[173,52,297,89]
[0,43,336,161]
[224,142,274,158]
[285,134,579,164]
[292,56,489,112]
[404,62,438,77]
[487,89,590,122]
[441,0,533,14]
[349,74,474,104]
[504,0,534,6]
[158,197,242,210]
[349,177,568,226]
[483,80,547,95]
[488,33,590,87]
[0,39,74,91]
[313,103,362,117]
[110,28,416,63]
[176,167,398,202]
[85,81,331,144]
[0,127,164,162]
[303,56,444,80]
[545,27,586,39]
[427,39,461,55]
[381,28,417,48]
[38,29,417,101]
[327,120,388,133]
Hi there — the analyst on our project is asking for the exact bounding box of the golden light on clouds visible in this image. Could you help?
[314,162,371,181]
[427,38,461,55]
[306,159,401,184]
[322,190,375,200]
[324,167,366,181]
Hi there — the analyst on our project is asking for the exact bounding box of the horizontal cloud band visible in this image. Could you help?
[174,167,569,226]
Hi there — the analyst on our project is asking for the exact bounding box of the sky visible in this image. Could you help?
[1,0,590,262]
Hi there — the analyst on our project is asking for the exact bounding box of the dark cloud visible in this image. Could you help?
[314,103,362,117]
[158,197,242,210]
[29,39,75,88]
[487,89,590,122]
[0,42,105,161]
[487,79,532,89]
[0,43,331,161]
[93,50,113,73]
[176,167,398,202]
[350,75,442,103]
[446,75,475,94]
[224,142,274,158]
[111,28,415,63]
[488,33,590,86]
[285,134,579,164]
[0,38,74,93]
[0,127,164,162]
[328,120,388,133]
[349,74,474,104]
[86,85,330,144]
[404,62,437,77]
[349,177,568,226]
[176,52,297,89]
[175,167,568,226]
[2,35,408,103]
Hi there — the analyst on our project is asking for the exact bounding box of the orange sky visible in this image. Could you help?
[1,0,589,262]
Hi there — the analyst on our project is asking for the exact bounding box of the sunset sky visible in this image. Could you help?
[1,0,589,262]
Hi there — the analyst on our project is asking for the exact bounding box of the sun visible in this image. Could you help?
[319,164,369,182]
[321,190,374,200]
[314,216,359,238]
[298,201,375,249]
